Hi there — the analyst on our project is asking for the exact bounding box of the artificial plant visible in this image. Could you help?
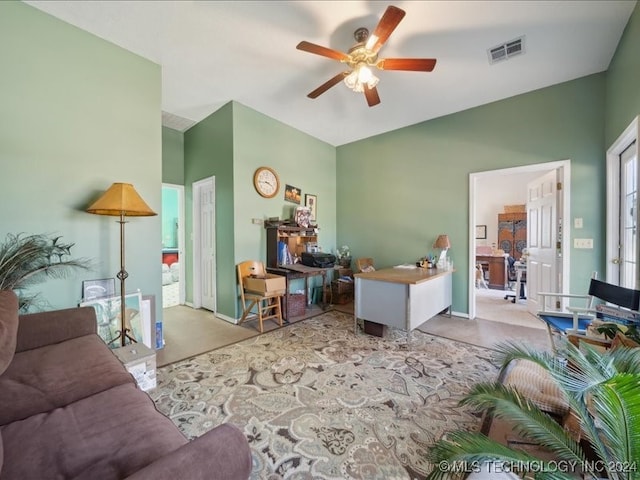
[427,340,640,480]
[0,233,91,311]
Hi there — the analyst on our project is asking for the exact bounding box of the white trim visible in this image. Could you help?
[468,160,571,320]
[606,115,639,284]
[215,312,239,325]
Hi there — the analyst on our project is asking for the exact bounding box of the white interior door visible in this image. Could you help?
[193,177,216,312]
[526,169,560,315]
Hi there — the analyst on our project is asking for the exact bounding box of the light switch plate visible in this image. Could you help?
[574,217,583,228]
[574,238,593,249]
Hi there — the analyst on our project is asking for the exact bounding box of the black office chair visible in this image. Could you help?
[504,256,526,303]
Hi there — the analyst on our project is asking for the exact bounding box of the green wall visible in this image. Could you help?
[184,102,235,313]
[181,102,336,319]
[162,126,185,185]
[233,103,337,316]
[0,2,163,316]
[337,74,607,314]
[605,1,640,146]
[161,187,179,249]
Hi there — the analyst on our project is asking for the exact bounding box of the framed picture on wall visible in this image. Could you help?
[305,194,317,222]
[284,184,301,204]
[475,225,487,239]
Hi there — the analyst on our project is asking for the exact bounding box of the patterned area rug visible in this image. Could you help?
[151,311,499,479]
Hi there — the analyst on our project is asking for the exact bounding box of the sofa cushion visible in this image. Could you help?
[0,383,188,480]
[0,334,134,425]
[0,290,19,377]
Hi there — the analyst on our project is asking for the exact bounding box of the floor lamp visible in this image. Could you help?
[87,182,157,347]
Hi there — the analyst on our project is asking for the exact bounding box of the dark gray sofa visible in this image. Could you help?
[0,290,251,479]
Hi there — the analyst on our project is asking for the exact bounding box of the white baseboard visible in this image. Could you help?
[215,312,239,325]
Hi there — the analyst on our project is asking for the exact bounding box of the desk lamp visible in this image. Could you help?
[433,234,451,269]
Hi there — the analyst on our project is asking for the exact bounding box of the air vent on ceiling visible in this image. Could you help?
[488,36,525,64]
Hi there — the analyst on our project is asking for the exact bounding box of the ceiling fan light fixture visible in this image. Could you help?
[344,64,379,93]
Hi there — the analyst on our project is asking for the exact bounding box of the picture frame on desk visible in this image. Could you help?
[305,194,317,222]
[475,225,487,239]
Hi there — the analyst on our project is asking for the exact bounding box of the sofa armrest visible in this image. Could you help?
[124,424,251,480]
[15,306,97,353]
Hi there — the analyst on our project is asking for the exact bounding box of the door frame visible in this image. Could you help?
[606,115,639,285]
[468,160,571,319]
[192,176,216,311]
[162,183,186,305]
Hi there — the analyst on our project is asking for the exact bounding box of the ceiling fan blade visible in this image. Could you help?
[296,41,350,62]
[367,6,406,54]
[307,72,349,99]
[377,58,437,72]
[364,85,381,107]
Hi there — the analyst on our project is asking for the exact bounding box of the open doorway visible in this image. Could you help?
[161,184,185,308]
[468,160,571,326]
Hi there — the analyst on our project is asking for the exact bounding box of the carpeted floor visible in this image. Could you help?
[151,310,500,479]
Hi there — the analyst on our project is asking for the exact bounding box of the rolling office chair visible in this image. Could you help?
[504,256,526,303]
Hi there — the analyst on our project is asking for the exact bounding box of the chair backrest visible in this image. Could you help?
[589,278,640,311]
[355,257,374,273]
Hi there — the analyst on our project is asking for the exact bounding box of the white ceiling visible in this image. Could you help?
[26,1,636,146]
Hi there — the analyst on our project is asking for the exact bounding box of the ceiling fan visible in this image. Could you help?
[296,5,437,107]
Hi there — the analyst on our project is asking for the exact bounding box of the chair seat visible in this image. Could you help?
[538,313,592,333]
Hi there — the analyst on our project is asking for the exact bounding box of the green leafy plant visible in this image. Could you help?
[597,322,640,345]
[427,340,640,480]
[0,233,91,311]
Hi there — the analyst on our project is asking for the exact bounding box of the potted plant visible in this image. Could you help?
[336,245,351,268]
[0,233,91,312]
[426,340,640,480]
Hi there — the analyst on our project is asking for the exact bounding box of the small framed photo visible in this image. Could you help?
[284,184,301,204]
[305,194,317,222]
[82,278,116,301]
[475,225,487,240]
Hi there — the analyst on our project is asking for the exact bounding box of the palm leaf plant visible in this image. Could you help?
[0,233,91,311]
[427,340,640,480]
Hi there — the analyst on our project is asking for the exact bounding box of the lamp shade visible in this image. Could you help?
[87,183,157,217]
[433,234,451,249]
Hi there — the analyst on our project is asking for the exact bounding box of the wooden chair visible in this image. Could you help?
[355,257,375,273]
[237,260,284,333]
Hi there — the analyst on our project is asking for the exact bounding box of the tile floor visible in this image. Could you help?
[157,300,551,367]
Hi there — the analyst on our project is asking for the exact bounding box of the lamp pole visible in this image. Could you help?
[111,212,136,347]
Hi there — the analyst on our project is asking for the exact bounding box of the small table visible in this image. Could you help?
[267,264,330,320]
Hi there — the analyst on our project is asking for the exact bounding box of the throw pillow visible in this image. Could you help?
[0,290,19,376]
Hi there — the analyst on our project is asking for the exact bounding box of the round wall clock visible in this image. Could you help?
[253,166,280,198]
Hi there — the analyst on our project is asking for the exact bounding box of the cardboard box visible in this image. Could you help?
[243,273,286,295]
[113,343,157,392]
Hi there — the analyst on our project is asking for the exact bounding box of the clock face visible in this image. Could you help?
[254,167,279,198]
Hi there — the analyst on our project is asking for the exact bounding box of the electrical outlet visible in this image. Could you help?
[251,218,263,225]
[574,238,593,249]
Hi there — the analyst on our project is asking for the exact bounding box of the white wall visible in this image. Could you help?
[475,171,541,248]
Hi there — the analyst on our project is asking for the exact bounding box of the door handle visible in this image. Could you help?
[612,257,621,265]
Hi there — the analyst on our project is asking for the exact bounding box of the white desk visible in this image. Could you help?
[353,267,453,333]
